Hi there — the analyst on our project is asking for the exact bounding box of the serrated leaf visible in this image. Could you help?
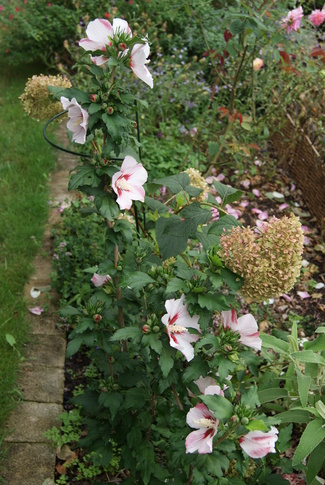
[158,346,174,378]
[122,272,155,290]
[292,418,325,466]
[142,333,163,354]
[200,394,233,419]
[207,216,242,238]
[95,194,120,221]
[230,19,245,34]
[110,327,142,342]
[260,334,289,353]
[48,86,91,104]
[98,391,123,419]
[59,305,81,317]
[124,387,149,409]
[212,180,243,206]
[155,215,188,259]
[277,423,293,453]
[154,173,191,194]
[291,350,325,364]
[88,103,102,115]
[66,335,84,358]
[198,293,231,312]
[165,278,187,294]
[304,335,325,351]
[69,166,100,191]
[145,196,169,214]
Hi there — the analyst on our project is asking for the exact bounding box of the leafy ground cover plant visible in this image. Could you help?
[36,6,325,484]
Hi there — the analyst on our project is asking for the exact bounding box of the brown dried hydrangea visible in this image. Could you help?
[185,168,209,200]
[19,74,72,121]
[218,214,304,302]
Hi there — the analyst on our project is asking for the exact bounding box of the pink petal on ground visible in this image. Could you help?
[252,189,260,197]
[291,184,296,191]
[216,173,225,182]
[303,236,311,246]
[239,200,250,208]
[297,291,311,299]
[279,203,289,210]
[29,306,44,315]
[281,294,292,302]
[251,208,262,214]
[258,211,269,221]
[301,225,310,233]
[254,160,262,166]
[241,179,251,189]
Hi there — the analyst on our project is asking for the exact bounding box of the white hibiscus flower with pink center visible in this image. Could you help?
[79,18,132,65]
[185,403,219,454]
[112,156,148,210]
[161,294,201,362]
[129,42,153,88]
[239,427,279,458]
[91,273,112,287]
[61,97,89,144]
[221,309,262,352]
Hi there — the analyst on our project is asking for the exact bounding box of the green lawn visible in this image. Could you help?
[0,61,57,454]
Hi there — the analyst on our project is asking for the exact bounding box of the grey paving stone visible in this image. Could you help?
[25,334,66,368]
[0,443,55,485]
[19,365,65,404]
[5,401,62,442]
[29,316,64,337]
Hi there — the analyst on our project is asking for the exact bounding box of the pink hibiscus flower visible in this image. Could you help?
[239,427,278,458]
[221,309,262,351]
[112,156,148,210]
[130,42,153,88]
[79,18,132,65]
[161,294,201,362]
[60,97,89,144]
[185,403,219,454]
[282,7,304,33]
[91,273,111,287]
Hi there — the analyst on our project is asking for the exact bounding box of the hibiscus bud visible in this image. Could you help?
[108,356,115,363]
[102,93,109,102]
[93,314,102,323]
[224,345,232,352]
[142,324,151,334]
[102,103,107,110]
[152,325,160,333]
[241,417,249,425]
[119,42,127,51]
[107,107,114,115]
[90,93,98,102]
[231,415,239,422]
[101,387,107,392]
[113,384,119,391]
[224,29,233,42]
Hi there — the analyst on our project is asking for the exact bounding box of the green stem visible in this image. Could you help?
[204,120,234,176]
[213,422,240,448]
[230,45,248,114]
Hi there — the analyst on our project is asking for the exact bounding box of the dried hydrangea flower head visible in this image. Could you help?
[20,74,72,121]
[218,214,304,301]
[185,168,209,200]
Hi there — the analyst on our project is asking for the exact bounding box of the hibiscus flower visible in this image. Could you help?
[221,309,262,351]
[239,427,279,458]
[161,294,200,361]
[185,403,218,453]
[112,156,148,210]
[79,18,132,65]
[60,97,89,144]
[91,273,111,287]
[130,42,153,88]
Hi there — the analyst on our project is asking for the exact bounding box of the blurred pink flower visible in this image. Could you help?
[185,403,218,454]
[239,427,278,458]
[221,309,262,351]
[162,294,200,362]
[253,58,264,71]
[29,306,44,315]
[112,156,148,210]
[309,9,325,27]
[91,273,111,287]
[282,7,303,33]
[60,97,89,144]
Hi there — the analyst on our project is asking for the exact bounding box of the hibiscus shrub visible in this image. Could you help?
[42,5,325,485]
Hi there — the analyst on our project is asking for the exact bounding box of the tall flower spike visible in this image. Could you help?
[185,403,218,454]
[239,427,279,459]
[60,97,89,144]
[79,18,132,65]
[130,42,153,88]
[161,294,200,361]
[221,309,262,352]
[112,156,148,210]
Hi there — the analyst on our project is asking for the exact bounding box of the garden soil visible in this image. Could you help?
[1,124,77,485]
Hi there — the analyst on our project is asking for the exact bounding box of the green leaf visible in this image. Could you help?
[258,388,288,404]
[306,442,325,485]
[98,391,123,419]
[200,395,233,420]
[297,370,311,408]
[198,293,231,312]
[261,334,289,353]
[277,424,293,453]
[208,142,219,158]
[95,194,120,221]
[5,334,16,347]
[206,216,242,238]
[142,333,162,354]
[122,272,155,290]
[154,173,191,194]
[165,277,187,295]
[221,267,243,291]
[66,335,84,358]
[292,418,325,466]
[230,19,245,34]
[155,215,188,259]
[315,326,325,334]
[212,180,243,206]
[158,346,174,378]
[304,335,325,351]
[276,409,310,423]
[88,103,102,115]
[69,166,100,191]
[137,442,155,485]
[124,387,149,409]
[145,196,169,214]
[245,420,269,431]
[110,327,142,342]
[47,86,91,104]
[59,305,81,317]
[291,350,325,364]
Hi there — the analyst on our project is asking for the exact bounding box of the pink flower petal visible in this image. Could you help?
[252,189,260,197]
[130,43,153,88]
[301,225,310,233]
[221,309,262,351]
[239,200,250,208]
[239,427,278,458]
[216,173,225,182]
[29,306,44,315]
[279,203,289,210]
[304,236,311,246]
[241,179,251,189]
[281,294,292,302]
[297,291,311,299]
[258,211,269,221]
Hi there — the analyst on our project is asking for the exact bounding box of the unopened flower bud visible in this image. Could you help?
[108,356,115,363]
[93,314,102,323]
[142,324,151,334]
[241,417,249,425]
[231,415,239,422]
[90,93,98,102]
[152,326,160,333]
[107,107,114,115]
[119,42,127,51]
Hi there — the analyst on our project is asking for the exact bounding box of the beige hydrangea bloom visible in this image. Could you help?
[19,74,72,121]
[219,214,304,302]
[185,168,209,201]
